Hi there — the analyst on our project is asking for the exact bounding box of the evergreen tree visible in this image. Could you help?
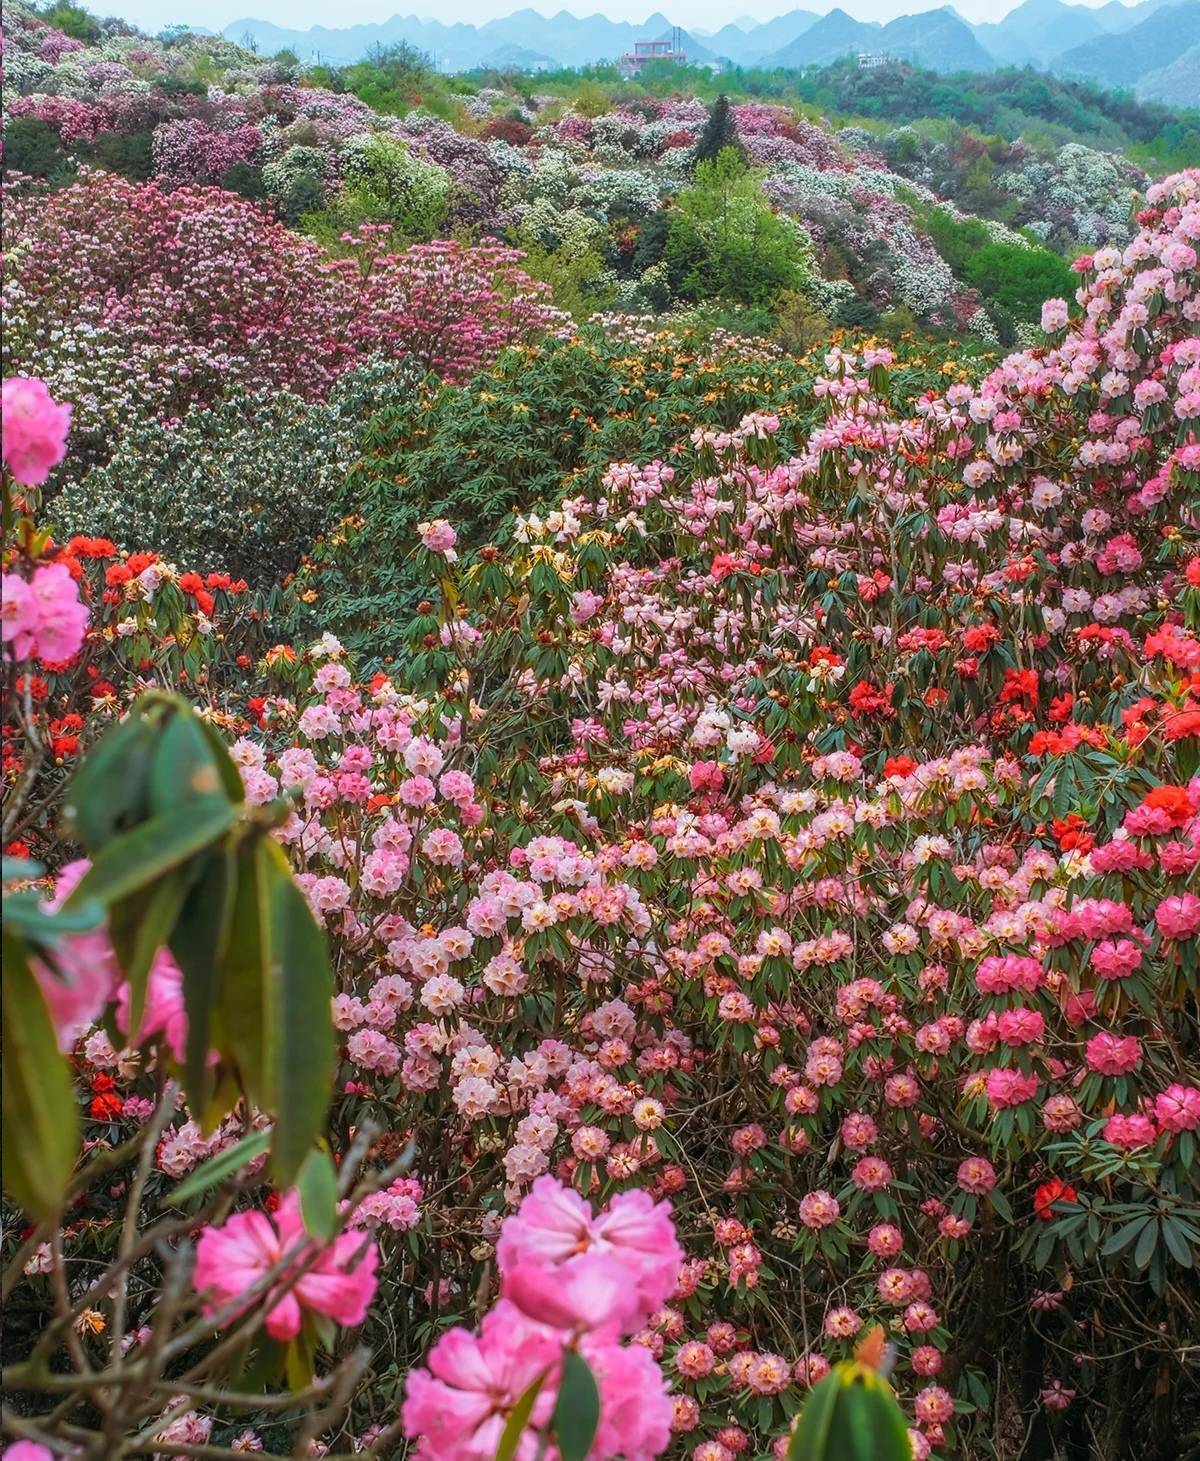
[692,94,742,171]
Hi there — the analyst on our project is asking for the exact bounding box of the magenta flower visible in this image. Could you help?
[1155,1083,1200,1133]
[31,860,120,1051]
[193,1191,378,1341]
[401,1299,560,1460]
[2,377,71,485]
[495,1176,681,1323]
[2,563,88,665]
[502,1250,635,1336]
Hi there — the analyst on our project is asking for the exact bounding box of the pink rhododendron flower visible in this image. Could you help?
[1154,1084,1200,1132]
[495,1176,682,1322]
[193,1190,378,1341]
[401,1299,559,1460]
[2,563,88,665]
[2,377,72,485]
[30,860,119,1051]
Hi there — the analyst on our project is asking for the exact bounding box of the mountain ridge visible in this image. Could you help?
[218,1,1195,85]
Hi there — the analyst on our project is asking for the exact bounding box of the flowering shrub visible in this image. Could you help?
[50,359,426,585]
[4,125,1200,1461]
[3,173,568,466]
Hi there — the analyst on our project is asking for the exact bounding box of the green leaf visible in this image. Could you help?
[987,1187,1013,1224]
[787,1367,841,1459]
[552,1349,600,1461]
[65,796,236,911]
[297,1145,338,1241]
[2,931,79,1221]
[62,713,155,849]
[3,891,104,942]
[263,846,335,1188]
[789,1365,912,1461]
[197,718,247,803]
[171,850,236,1119]
[495,1372,546,1461]
[1102,1216,1151,1257]
[166,1130,271,1207]
[150,710,225,813]
[1160,1218,1193,1270]
[110,871,189,1036]
[1133,1218,1160,1270]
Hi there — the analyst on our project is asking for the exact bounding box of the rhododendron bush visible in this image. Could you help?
[2,172,567,467]
[3,171,1200,1460]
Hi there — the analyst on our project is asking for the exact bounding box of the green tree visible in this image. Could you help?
[692,93,742,170]
[334,133,450,240]
[666,147,807,309]
[42,1,100,41]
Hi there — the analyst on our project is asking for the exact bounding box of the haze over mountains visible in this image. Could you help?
[220,0,1200,101]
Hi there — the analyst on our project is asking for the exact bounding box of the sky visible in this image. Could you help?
[101,0,1134,41]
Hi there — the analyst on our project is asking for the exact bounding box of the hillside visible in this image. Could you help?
[1055,0,1200,87]
[215,0,1198,88]
[3,2,1200,1459]
[8,0,1170,356]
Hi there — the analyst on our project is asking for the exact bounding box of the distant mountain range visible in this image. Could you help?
[219,0,1200,98]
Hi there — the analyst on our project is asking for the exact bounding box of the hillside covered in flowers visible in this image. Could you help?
[2,3,1200,1460]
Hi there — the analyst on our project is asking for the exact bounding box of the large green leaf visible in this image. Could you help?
[2,932,79,1220]
[263,846,335,1187]
[170,849,236,1119]
[150,710,225,813]
[297,1144,339,1241]
[61,713,155,850]
[65,796,236,910]
[551,1349,600,1461]
[787,1365,911,1461]
[215,844,271,1103]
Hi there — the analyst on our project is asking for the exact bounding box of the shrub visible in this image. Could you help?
[50,361,425,586]
[666,147,810,308]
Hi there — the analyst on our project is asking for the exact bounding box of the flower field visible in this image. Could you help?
[2,4,1200,1460]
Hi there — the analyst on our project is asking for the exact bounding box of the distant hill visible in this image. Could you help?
[771,6,994,73]
[770,7,877,66]
[975,0,1108,67]
[1054,0,1200,87]
[220,2,1196,83]
[1134,41,1200,102]
[710,10,821,65]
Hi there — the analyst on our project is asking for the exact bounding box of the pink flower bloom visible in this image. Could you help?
[419,519,458,556]
[402,1300,559,1459]
[956,1156,996,1195]
[586,1336,674,1458]
[1085,1031,1141,1076]
[117,952,191,1062]
[1090,938,1144,980]
[1102,1113,1157,1149]
[1155,1084,1200,1133]
[985,1067,1040,1109]
[495,1176,682,1324]
[798,1189,840,1229]
[2,377,72,485]
[193,1191,378,1341]
[2,563,88,665]
[914,1384,955,1425]
[689,761,725,794]
[31,860,120,1050]
[996,1007,1044,1046]
[3,1445,55,1461]
[502,1251,636,1337]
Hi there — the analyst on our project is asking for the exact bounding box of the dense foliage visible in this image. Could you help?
[3,4,1200,1458]
[6,0,1196,350]
[4,148,1200,1459]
